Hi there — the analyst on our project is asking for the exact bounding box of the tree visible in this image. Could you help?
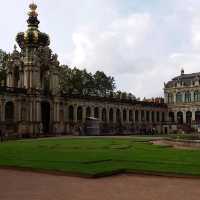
[0,49,9,86]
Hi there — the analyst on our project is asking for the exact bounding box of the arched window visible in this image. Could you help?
[129,110,133,122]
[109,108,114,122]
[167,93,174,103]
[169,112,175,122]
[5,102,14,121]
[86,107,91,118]
[123,109,127,122]
[157,112,160,122]
[177,111,183,124]
[69,105,74,121]
[185,91,191,103]
[135,110,139,122]
[94,107,99,119]
[141,110,145,121]
[176,92,182,103]
[146,111,150,122]
[116,109,121,123]
[151,112,155,123]
[186,111,192,125]
[102,108,107,122]
[77,106,83,121]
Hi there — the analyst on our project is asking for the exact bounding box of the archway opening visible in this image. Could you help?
[186,111,192,125]
[77,107,83,122]
[195,111,200,125]
[5,101,14,122]
[169,112,174,122]
[41,101,50,134]
[109,108,114,122]
[177,111,183,124]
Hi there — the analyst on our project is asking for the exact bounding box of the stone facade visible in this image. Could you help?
[0,3,169,137]
[164,69,200,131]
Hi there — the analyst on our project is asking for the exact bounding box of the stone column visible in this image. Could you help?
[99,107,102,122]
[138,110,141,123]
[182,92,185,103]
[36,101,41,122]
[120,108,123,124]
[113,108,117,123]
[133,109,135,123]
[191,91,194,102]
[149,111,152,123]
[106,107,110,123]
[91,107,95,118]
[192,110,196,122]
[73,105,78,123]
[126,109,129,123]
[173,93,176,103]
[82,106,86,122]
[183,111,187,124]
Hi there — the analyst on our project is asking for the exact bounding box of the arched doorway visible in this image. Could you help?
[102,108,107,122]
[77,106,83,121]
[116,109,121,123]
[109,108,114,122]
[5,101,14,121]
[195,111,200,125]
[41,101,50,133]
[169,112,174,122]
[86,107,91,118]
[129,110,133,122]
[177,111,183,124]
[123,109,127,122]
[69,106,74,122]
[186,111,192,125]
[94,107,99,119]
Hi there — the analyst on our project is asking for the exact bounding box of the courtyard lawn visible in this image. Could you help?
[0,137,200,177]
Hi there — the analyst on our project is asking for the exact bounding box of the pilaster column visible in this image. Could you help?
[113,108,116,123]
[99,107,102,122]
[74,105,78,123]
[82,106,86,122]
[192,110,196,122]
[106,108,110,123]
[126,109,129,123]
[183,111,186,124]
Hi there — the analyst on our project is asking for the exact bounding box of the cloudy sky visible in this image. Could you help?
[1,0,200,98]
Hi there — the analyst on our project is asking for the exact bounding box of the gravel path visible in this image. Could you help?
[0,169,200,200]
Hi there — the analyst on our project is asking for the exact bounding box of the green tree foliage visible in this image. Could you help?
[0,49,8,85]
[60,66,116,96]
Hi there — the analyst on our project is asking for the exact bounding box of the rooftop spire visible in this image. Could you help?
[27,1,40,28]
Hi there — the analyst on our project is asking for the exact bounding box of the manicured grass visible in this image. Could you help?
[0,137,200,177]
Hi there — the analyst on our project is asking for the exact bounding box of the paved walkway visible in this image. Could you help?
[0,169,200,200]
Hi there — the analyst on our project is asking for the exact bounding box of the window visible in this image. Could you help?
[176,92,182,103]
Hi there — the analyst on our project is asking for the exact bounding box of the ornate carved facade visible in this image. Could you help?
[0,3,169,137]
[164,69,200,131]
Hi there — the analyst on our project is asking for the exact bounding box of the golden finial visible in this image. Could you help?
[28,0,38,17]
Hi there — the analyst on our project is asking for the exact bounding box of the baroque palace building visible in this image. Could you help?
[0,3,171,137]
[164,69,200,131]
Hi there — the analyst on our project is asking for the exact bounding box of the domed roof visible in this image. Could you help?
[16,3,50,49]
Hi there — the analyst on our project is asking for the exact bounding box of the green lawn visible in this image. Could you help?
[0,137,200,177]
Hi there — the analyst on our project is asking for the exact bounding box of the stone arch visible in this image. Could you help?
[123,109,127,122]
[5,101,14,121]
[109,108,114,122]
[102,108,107,122]
[77,106,83,121]
[68,105,74,121]
[177,111,183,124]
[94,107,99,119]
